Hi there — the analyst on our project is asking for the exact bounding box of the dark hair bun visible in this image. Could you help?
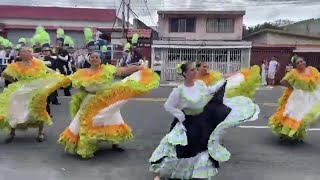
[176,61,190,76]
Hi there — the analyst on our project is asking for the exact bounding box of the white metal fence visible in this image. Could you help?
[154,47,250,81]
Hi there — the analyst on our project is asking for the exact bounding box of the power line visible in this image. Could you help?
[112,0,123,29]
[143,0,156,25]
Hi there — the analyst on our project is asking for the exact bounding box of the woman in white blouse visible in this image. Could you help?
[149,61,260,180]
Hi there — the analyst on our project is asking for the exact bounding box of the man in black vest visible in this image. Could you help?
[128,43,143,65]
[54,36,72,96]
[42,43,60,105]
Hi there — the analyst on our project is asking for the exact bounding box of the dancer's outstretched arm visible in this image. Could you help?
[114,65,144,76]
[1,71,15,83]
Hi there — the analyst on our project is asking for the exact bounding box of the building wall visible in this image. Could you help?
[247,33,320,46]
[283,19,320,37]
[267,33,320,45]
[245,33,269,45]
[158,14,243,41]
[7,29,86,48]
[0,18,114,28]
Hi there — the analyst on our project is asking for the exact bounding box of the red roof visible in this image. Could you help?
[4,24,92,31]
[0,5,116,22]
[4,24,123,33]
[127,29,152,38]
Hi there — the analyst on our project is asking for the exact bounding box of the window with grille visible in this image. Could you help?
[170,18,196,32]
[207,18,235,33]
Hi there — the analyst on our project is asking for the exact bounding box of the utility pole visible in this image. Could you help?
[122,0,125,38]
[127,0,131,31]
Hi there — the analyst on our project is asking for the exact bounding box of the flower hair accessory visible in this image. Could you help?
[176,63,183,74]
[291,55,298,64]
[176,61,188,75]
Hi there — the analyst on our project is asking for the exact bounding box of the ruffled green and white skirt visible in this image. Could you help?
[0,74,70,130]
[149,96,260,179]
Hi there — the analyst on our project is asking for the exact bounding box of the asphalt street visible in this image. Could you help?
[0,86,320,180]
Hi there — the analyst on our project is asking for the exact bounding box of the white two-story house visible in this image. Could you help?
[152,10,252,81]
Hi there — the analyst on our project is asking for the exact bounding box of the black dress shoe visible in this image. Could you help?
[36,134,45,142]
[4,135,14,144]
[112,145,125,152]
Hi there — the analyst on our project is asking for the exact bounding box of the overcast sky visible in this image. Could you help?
[1,0,320,27]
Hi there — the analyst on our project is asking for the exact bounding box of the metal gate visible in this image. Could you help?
[154,47,250,81]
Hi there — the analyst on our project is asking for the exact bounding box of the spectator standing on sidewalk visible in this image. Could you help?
[261,59,268,86]
[268,56,280,86]
[152,57,162,78]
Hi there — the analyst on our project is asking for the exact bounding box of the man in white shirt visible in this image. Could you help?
[152,57,162,77]
[268,56,280,86]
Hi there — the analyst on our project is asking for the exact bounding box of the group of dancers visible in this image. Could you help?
[0,26,320,180]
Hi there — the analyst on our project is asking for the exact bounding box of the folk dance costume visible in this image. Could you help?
[149,62,259,179]
[269,56,320,141]
[58,64,160,158]
[0,59,70,139]
[0,27,70,142]
[196,64,261,99]
[194,61,261,145]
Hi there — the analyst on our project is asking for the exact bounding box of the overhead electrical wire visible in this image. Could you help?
[112,0,123,29]
[143,0,156,25]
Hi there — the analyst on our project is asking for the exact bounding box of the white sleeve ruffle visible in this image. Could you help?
[164,88,185,122]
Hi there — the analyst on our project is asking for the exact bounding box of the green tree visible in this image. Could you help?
[243,22,283,37]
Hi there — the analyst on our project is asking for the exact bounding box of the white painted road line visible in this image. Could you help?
[239,126,268,129]
[239,126,320,131]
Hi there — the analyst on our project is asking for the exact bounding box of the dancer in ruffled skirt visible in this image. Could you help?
[195,60,260,99]
[0,47,70,143]
[150,61,260,180]
[269,55,320,142]
[58,52,160,158]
